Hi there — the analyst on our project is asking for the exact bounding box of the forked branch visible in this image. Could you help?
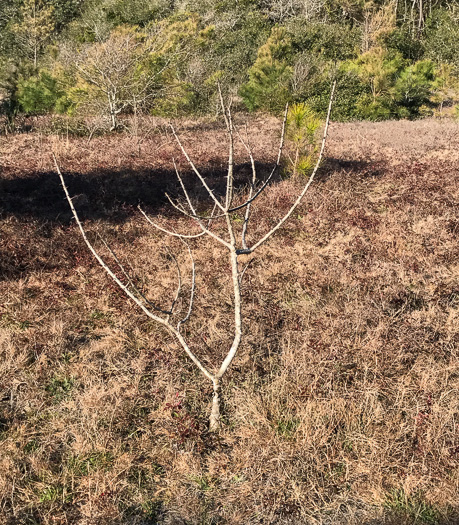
[239,80,336,254]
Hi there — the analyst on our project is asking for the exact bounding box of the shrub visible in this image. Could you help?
[382,26,425,61]
[392,59,435,117]
[17,70,69,114]
[289,21,361,61]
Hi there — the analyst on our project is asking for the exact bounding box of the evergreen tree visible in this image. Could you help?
[240,27,293,113]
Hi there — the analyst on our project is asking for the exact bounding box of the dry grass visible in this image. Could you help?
[0,116,458,524]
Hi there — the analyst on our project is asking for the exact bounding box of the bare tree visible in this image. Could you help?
[63,25,182,131]
[55,82,335,432]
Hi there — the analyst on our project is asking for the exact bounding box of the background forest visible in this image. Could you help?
[0,0,458,129]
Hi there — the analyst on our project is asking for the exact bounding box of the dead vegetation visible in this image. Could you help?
[0,116,458,524]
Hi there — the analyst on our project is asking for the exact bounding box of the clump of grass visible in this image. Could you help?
[385,489,443,524]
[67,451,114,476]
[45,375,75,401]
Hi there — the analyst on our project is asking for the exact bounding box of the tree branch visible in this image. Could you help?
[243,81,336,255]
[54,154,214,383]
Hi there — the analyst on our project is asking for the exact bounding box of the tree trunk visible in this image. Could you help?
[209,381,220,432]
[108,93,118,131]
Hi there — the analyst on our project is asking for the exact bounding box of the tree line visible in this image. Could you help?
[0,0,458,129]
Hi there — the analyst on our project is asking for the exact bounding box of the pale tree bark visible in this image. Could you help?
[55,82,335,431]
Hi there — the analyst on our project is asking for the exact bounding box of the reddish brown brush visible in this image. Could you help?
[0,115,458,524]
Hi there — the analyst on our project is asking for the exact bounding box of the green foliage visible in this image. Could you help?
[347,47,404,100]
[289,21,361,61]
[17,70,68,113]
[275,416,299,438]
[240,27,293,113]
[1,0,458,123]
[98,0,173,26]
[9,0,55,67]
[45,375,74,401]
[392,59,435,117]
[67,0,173,42]
[205,8,269,86]
[424,9,459,70]
[429,63,459,116]
[285,102,322,177]
[48,0,84,30]
[385,488,443,524]
[67,451,114,476]
[344,49,438,119]
[382,26,425,61]
[39,484,71,503]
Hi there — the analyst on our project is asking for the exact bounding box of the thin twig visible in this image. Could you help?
[138,206,207,239]
[54,154,214,383]
[170,104,289,222]
[235,123,257,250]
[218,84,234,210]
[170,125,226,212]
[165,246,182,322]
[244,81,336,255]
[98,234,170,315]
[163,194,232,249]
[177,241,196,331]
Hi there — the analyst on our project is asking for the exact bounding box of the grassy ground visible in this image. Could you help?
[0,116,458,524]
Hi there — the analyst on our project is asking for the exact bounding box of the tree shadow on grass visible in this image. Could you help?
[0,161,279,281]
[319,157,386,182]
[0,161,277,224]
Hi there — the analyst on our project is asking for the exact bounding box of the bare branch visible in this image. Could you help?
[217,84,234,210]
[235,124,257,250]
[138,206,207,239]
[244,81,336,255]
[239,259,253,285]
[173,157,197,216]
[168,103,289,222]
[227,102,288,214]
[177,242,196,331]
[170,125,226,212]
[165,247,182,322]
[54,154,215,383]
[216,218,242,380]
[163,194,232,249]
[98,234,170,315]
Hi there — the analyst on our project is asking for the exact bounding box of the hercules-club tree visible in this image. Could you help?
[54,82,335,432]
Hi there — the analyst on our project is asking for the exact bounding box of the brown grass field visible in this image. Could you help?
[0,115,458,524]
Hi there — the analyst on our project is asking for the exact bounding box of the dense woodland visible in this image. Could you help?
[0,0,458,129]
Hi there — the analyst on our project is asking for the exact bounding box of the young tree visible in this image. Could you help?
[240,27,293,113]
[10,0,55,69]
[285,102,321,177]
[55,82,335,431]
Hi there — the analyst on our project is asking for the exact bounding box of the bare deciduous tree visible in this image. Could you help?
[55,82,335,431]
[63,25,184,131]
